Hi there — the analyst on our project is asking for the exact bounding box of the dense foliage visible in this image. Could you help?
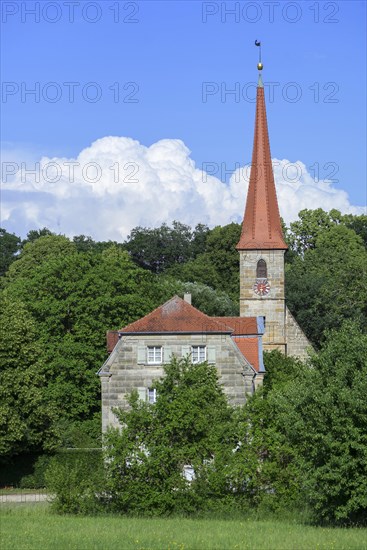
[103,357,237,515]
[0,296,58,456]
[1,238,157,451]
[0,228,21,276]
[47,332,366,525]
[248,323,367,525]
[125,221,209,273]
[1,208,366,525]
[285,214,367,347]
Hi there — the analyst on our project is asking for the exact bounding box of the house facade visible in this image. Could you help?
[99,295,265,432]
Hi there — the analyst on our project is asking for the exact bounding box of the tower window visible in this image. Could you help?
[256,259,267,278]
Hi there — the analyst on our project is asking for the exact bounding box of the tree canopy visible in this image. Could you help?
[286,223,367,347]
[1,236,168,454]
[0,296,59,458]
[96,357,236,515]
[125,221,209,273]
[0,228,21,277]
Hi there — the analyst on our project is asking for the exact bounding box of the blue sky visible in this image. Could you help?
[1,1,366,240]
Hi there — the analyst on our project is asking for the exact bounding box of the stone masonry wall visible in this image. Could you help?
[239,249,286,351]
[285,307,313,361]
[101,333,256,432]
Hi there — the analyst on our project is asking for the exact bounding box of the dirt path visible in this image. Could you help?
[0,492,50,503]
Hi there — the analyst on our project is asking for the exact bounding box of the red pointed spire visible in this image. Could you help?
[237,77,287,250]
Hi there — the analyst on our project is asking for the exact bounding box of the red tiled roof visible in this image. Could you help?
[237,85,288,250]
[119,296,233,334]
[106,331,119,352]
[233,337,260,372]
[214,317,258,335]
[106,300,264,372]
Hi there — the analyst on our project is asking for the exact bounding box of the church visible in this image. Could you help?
[98,60,311,432]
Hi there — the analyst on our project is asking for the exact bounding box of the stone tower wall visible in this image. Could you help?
[239,249,286,352]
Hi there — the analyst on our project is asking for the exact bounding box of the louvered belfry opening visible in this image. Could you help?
[256,259,267,278]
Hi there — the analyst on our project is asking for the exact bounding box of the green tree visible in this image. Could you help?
[2,237,164,441]
[263,323,367,525]
[72,234,125,254]
[166,254,221,291]
[104,357,235,515]
[0,228,21,276]
[0,296,58,458]
[23,227,54,244]
[342,213,367,248]
[191,223,210,257]
[287,208,342,256]
[167,223,241,301]
[125,221,199,273]
[231,351,307,514]
[154,277,238,316]
[179,281,238,316]
[286,224,367,347]
[4,234,74,285]
[286,208,367,256]
[72,234,98,253]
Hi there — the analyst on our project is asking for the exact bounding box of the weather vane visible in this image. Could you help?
[255,40,263,71]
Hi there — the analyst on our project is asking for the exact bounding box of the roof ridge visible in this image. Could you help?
[119,295,233,334]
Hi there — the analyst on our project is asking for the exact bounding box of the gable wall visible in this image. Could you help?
[101,333,255,432]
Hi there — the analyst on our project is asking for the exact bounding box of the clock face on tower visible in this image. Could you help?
[253,278,270,297]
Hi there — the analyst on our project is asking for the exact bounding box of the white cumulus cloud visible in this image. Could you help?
[1,136,365,240]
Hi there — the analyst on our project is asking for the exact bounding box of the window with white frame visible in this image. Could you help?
[147,346,163,364]
[183,464,195,482]
[147,388,157,404]
[191,345,206,364]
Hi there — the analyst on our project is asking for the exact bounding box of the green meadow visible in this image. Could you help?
[1,505,366,550]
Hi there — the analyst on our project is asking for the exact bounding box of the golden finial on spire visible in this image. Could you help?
[255,40,263,70]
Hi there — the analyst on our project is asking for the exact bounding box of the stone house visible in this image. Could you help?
[99,294,265,432]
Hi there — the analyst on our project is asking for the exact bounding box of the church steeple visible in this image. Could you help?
[237,45,311,360]
[237,55,287,250]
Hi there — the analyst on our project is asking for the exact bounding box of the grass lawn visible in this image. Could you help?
[1,504,366,550]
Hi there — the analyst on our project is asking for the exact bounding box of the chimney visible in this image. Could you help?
[183,293,192,305]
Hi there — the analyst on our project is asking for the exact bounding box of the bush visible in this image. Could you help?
[19,455,53,488]
[256,324,367,526]
[45,449,104,514]
[103,357,244,516]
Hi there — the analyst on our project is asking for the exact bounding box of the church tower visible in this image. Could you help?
[237,51,310,358]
